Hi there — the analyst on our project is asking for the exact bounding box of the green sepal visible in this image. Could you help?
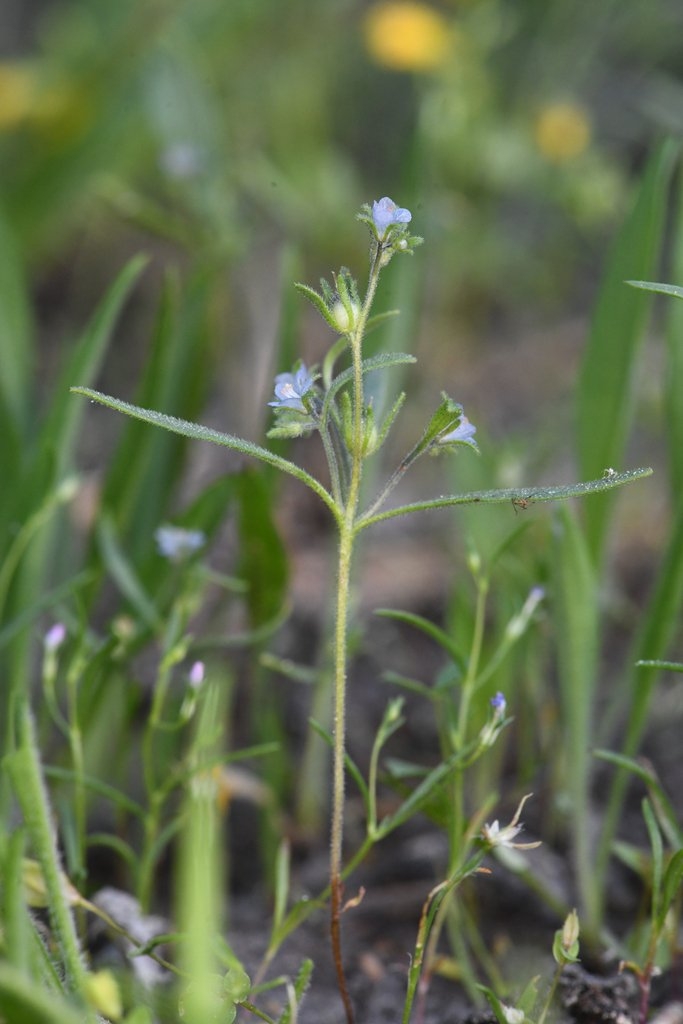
[338,390,353,451]
[266,414,318,440]
[371,391,406,455]
[362,402,377,456]
[333,266,360,312]
[374,697,405,749]
[293,282,339,332]
[357,203,423,256]
[412,392,476,458]
[517,977,540,1018]
[278,958,313,1024]
[223,966,251,1003]
[552,928,580,966]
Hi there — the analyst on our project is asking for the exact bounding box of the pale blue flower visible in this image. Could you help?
[372,197,412,236]
[269,364,314,413]
[440,414,477,445]
[490,692,506,715]
[44,623,67,652]
[155,525,205,562]
[188,661,205,689]
[159,142,204,180]
[482,794,542,851]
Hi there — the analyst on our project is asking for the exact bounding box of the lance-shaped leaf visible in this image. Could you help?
[412,392,467,457]
[356,467,653,531]
[627,280,683,300]
[70,387,340,523]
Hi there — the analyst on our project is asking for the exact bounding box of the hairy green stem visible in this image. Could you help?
[329,247,383,1024]
[4,706,87,999]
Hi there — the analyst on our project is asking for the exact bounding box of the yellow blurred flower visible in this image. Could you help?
[533,102,591,164]
[84,970,123,1021]
[28,79,94,147]
[364,2,453,72]
[0,63,36,130]
[0,61,92,144]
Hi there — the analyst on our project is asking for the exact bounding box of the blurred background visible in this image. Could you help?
[3,0,683,381]
[2,0,682,595]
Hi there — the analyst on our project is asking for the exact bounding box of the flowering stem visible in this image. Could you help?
[328,247,383,1024]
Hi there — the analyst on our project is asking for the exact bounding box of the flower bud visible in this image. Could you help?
[44,623,67,652]
[330,299,359,334]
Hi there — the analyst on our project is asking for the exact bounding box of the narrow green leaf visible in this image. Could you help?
[599,491,683,877]
[0,570,93,653]
[0,211,32,431]
[517,976,540,1017]
[70,387,339,520]
[44,766,145,819]
[268,894,326,952]
[664,172,683,493]
[278,958,314,1024]
[308,719,369,806]
[375,608,464,667]
[2,829,31,973]
[593,750,682,848]
[97,517,162,631]
[377,753,461,837]
[272,841,290,938]
[100,272,208,556]
[478,984,512,1024]
[0,964,84,1024]
[660,850,683,930]
[382,671,435,700]
[42,256,149,475]
[356,467,653,530]
[364,309,400,335]
[636,659,683,673]
[643,798,663,924]
[627,492,683,727]
[551,506,598,926]
[576,141,677,563]
[86,832,139,873]
[627,280,683,300]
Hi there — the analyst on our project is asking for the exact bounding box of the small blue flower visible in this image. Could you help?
[155,525,205,562]
[372,196,412,237]
[440,414,477,445]
[490,692,506,716]
[269,364,314,413]
[188,661,205,689]
[44,623,67,652]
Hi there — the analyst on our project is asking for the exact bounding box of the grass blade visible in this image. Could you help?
[551,506,599,929]
[576,141,677,563]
